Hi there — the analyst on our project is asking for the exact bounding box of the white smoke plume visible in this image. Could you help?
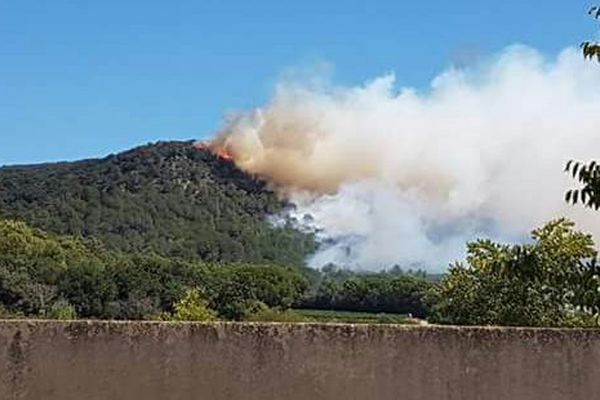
[210,46,600,272]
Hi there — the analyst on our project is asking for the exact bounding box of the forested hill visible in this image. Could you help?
[0,141,314,265]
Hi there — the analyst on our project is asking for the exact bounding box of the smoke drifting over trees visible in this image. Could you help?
[211,46,600,271]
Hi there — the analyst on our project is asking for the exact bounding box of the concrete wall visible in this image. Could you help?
[0,321,599,400]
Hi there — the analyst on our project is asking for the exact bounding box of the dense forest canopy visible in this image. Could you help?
[0,218,433,321]
[0,141,315,266]
[1,138,600,325]
[0,140,437,322]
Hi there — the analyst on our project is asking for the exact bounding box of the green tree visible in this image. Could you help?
[0,141,315,266]
[301,272,433,318]
[582,6,600,61]
[57,260,118,318]
[210,264,309,320]
[429,219,600,327]
[169,289,217,322]
[565,160,600,209]
[565,7,600,207]
[0,219,91,315]
[0,218,299,320]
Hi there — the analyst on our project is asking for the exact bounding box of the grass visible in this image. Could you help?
[290,309,419,325]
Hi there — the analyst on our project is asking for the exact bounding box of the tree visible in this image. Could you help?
[565,161,600,209]
[0,219,91,315]
[582,6,600,61]
[300,271,433,318]
[0,217,314,321]
[168,289,217,322]
[58,260,118,318]
[565,7,600,207]
[210,264,309,320]
[0,141,315,267]
[429,219,600,327]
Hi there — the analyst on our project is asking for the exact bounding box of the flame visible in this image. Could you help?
[194,141,234,161]
[214,147,233,160]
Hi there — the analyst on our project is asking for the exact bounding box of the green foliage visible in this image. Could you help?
[48,299,77,320]
[301,267,433,318]
[567,8,600,207]
[169,289,216,322]
[565,160,600,209]
[0,218,312,321]
[210,264,310,320]
[245,306,312,323]
[0,304,24,319]
[292,309,414,325]
[0,141,439,322]
[429,219,600,327]
[0,141,315,266]
[0,216,428,322]
[0,219,95,315]
[58,260,118,318]
[582,6,600,61]
[105,255,214,320]
[244,307,416,324]
[5,213,600,327]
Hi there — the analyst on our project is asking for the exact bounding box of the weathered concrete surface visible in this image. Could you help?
[0,321,599,400]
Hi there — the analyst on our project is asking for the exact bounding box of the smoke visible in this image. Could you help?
[210,46,600,271]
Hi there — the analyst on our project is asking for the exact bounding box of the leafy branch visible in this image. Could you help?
[582,6,600,61]
[565,160,600,209]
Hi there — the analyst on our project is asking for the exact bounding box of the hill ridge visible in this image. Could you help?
[0,140,314,265]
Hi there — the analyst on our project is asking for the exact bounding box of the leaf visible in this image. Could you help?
[565,160,573,172]
[572,162,580,178]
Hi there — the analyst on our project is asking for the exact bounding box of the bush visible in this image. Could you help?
[301,274,433,318]
[169,289,217,322]
[57,261,117,318]
[429,219,600,327]
[210,264,309,319]
[48,299,77,320]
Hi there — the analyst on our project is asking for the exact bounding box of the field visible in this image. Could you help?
[292,309,419,325]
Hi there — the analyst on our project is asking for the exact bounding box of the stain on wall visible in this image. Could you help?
[0,320,599,400]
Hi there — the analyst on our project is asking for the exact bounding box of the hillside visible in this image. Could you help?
[0,141,314,266]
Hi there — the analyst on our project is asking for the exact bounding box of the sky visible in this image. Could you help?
[0,0,594,166]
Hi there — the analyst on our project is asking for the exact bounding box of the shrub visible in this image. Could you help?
[429,219,600,327]
[170,289,217,322]
[48,299,77,320]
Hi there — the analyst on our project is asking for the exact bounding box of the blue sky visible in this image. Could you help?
[0,0,594,166]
